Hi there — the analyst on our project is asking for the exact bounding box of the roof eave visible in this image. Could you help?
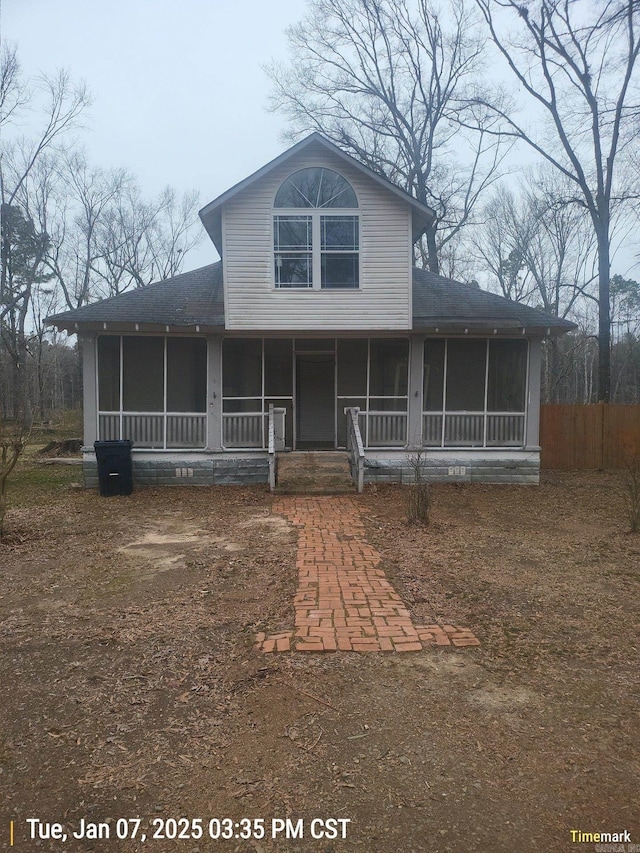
[47,319,225,335]
[412,318,577,336]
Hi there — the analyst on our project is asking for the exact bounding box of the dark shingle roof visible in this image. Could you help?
[412,268,576,333]
[47,263,224,330]
[47,261,575,335]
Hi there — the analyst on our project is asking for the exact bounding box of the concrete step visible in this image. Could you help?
[276,451,355,494]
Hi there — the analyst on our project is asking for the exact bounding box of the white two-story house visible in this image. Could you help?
[48,133,574,488]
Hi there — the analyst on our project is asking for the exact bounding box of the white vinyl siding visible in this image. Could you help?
[222,143,412,331]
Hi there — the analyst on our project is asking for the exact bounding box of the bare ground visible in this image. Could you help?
[0,465,638,853]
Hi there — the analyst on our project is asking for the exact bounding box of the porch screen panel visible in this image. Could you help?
[445,340,486,411]
[423,340,445,410]
[369,397,407,411]
[122,337,164,411]
[265,340,294,448]
[97,336,120,411]
[223,399,264,413]
[264,339,293,396]
[487,340,527,411]
[167,338,207,412]
[369,340,409,400]
[367,339,408,446]
[337,340,367,395]
[223,339,262,398]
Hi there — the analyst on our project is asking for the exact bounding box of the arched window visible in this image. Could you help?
[273,168,359,289]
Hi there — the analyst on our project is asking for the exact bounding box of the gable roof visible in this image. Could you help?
[412,268,576,334]
[47,263,224,332]
[47,261,576,336]
[199,133,436,253]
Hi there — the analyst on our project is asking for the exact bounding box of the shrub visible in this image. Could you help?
[407,450,430,525]
[1,422,28,540]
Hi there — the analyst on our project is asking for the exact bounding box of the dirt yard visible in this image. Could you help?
[1,464,638,853]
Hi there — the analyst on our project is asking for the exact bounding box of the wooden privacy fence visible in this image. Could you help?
[540,404,640,469]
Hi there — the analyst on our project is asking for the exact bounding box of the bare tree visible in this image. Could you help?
[96,184,202,296]
[0,202,51,420]
[37,152,130,309]
[0,45,28,129]
[267,0,509,273]
[0,420,27,540]
[475,173,597,317]
[472,185,536,302]
[33,153,202,309]
[610,274,640,401]
[468,0,640,401]
[0,50,89,420]
[0,66,89,212]
[523,173,598,320]
[473,174,599,400]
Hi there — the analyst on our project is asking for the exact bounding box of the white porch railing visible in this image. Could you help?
[486,413,525,446]
[446,413,485,445]
[221,409,408,450]
[422,412,525,447]
[422,413,443,446]
[366,411,407,446]
[98,409,524,452]
[222,413,265,448]
[98,412,206,448]
[99,413,120,441]
[345,407,365,493]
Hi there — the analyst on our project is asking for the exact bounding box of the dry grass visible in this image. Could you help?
[1,464,638,852]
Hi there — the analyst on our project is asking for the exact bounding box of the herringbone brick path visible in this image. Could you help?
[255,496,480,654]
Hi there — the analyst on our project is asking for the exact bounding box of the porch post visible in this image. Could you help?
[525,337,542,449]
[407,335,425,448]
[80,334,98,447]
[206,335,223,451]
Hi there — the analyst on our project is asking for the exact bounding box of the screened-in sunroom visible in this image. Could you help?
[93,333,532,453]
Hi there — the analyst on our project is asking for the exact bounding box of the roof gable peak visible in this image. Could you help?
[199,133,435,232]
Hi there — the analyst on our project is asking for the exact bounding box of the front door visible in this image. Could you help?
[296,354,335,449]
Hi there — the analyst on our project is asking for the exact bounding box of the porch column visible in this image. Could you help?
[80,334,98,447]
[407,335,425,448]
[206,335,223,451]
[525,337,543,449]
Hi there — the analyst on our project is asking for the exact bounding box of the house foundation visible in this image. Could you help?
[81,447,539,488]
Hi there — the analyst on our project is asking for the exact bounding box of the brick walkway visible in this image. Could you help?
[254,496,480,654]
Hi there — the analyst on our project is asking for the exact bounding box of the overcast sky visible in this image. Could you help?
[3,0,304,266]
[4,0,639,278]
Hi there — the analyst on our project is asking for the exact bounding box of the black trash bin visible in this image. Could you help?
[94,440,134,496]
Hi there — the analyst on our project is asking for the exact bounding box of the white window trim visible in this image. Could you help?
[273,208,361,290]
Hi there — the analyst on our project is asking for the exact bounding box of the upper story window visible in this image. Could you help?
[273,168,359,290]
